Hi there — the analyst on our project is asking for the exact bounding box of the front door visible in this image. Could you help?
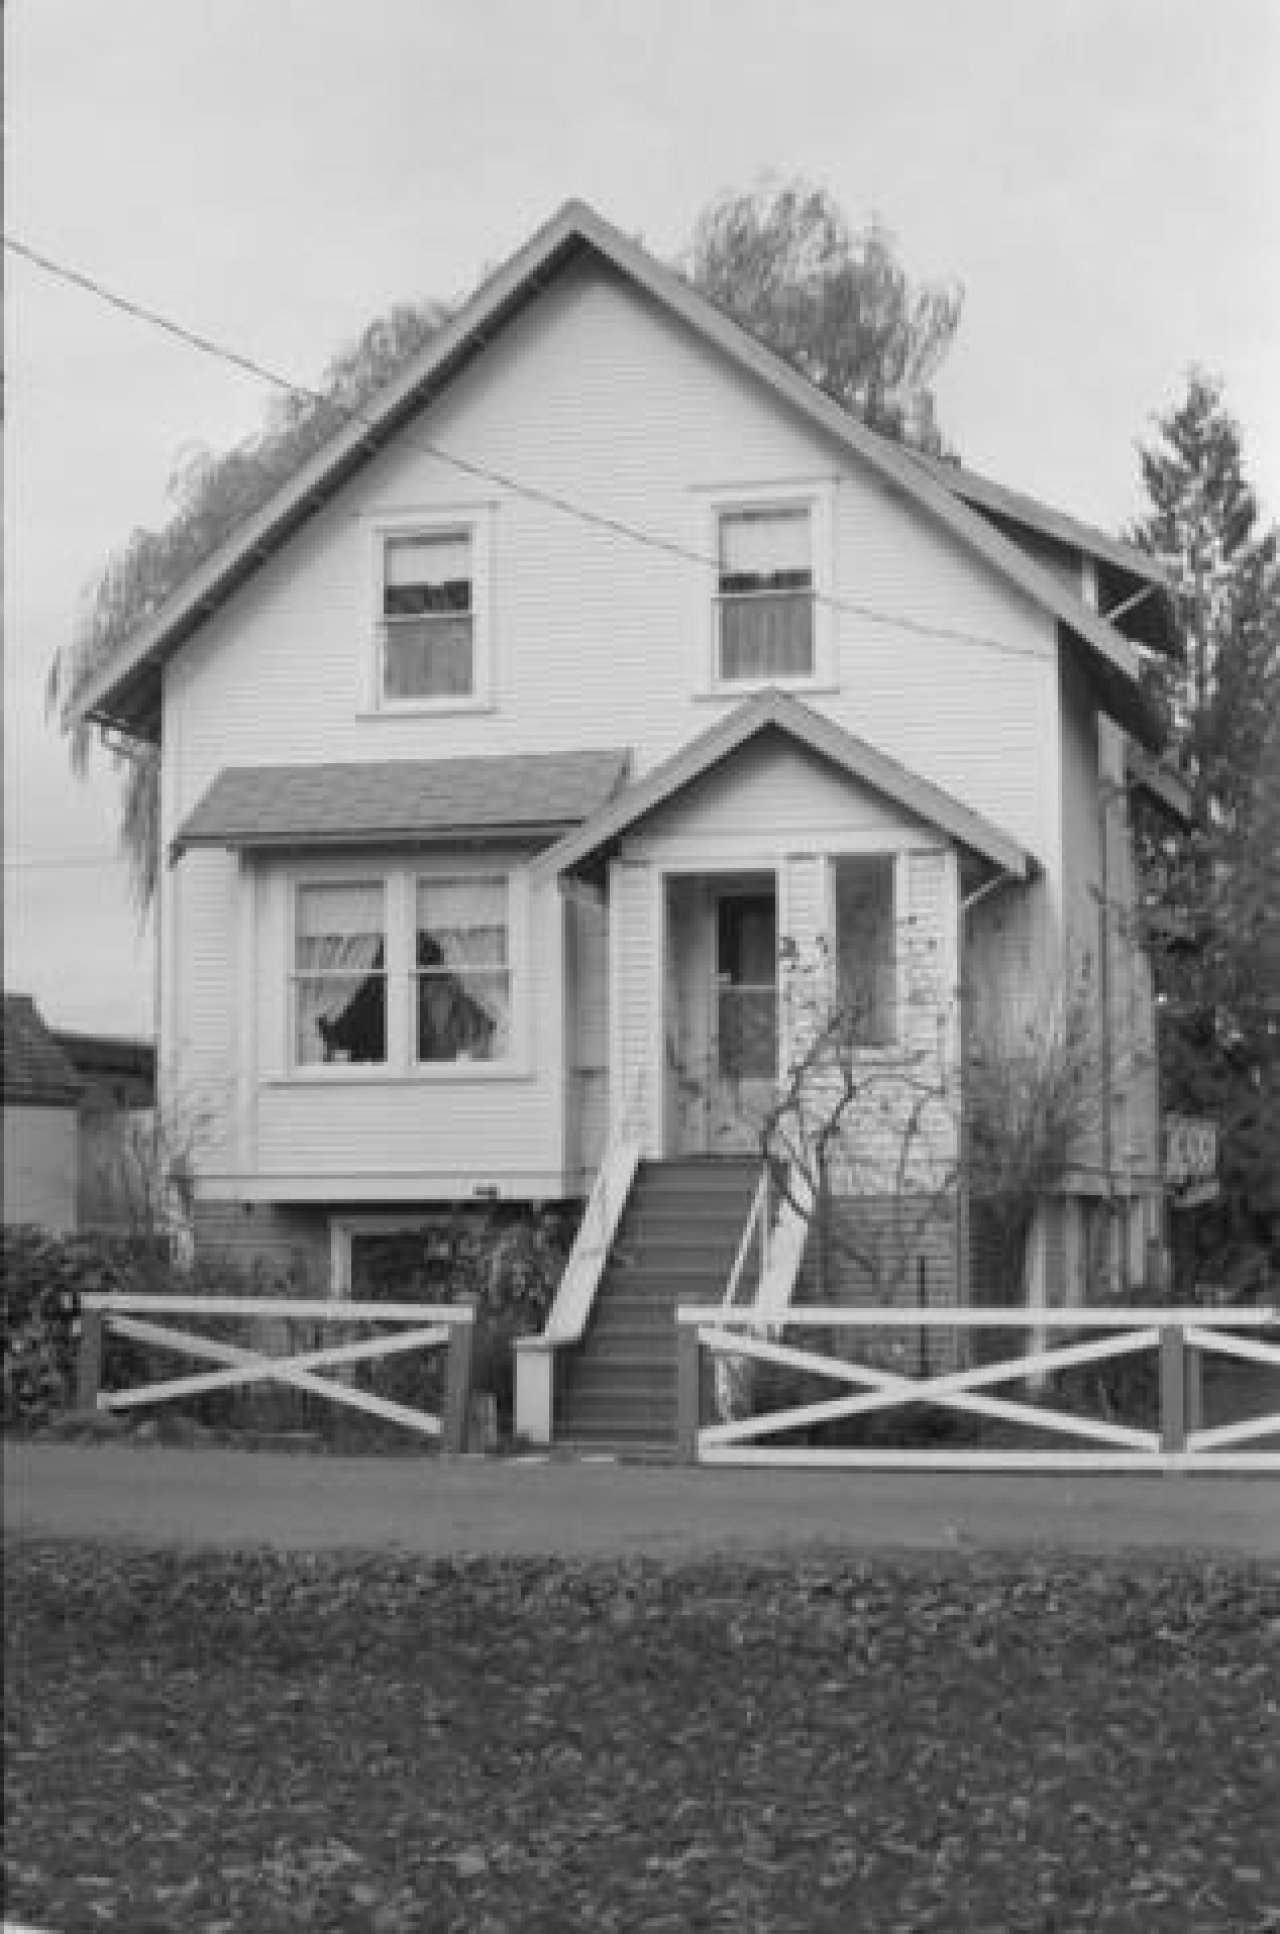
[707,887,778,1152]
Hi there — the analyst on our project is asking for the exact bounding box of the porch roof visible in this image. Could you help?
[534,690,1037,885]
[171,749,630,861]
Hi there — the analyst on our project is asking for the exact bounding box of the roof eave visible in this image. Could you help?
[536,690,1036,887]
[75,210,597,733]
[75,197,1159,743]
[169,819,585,865]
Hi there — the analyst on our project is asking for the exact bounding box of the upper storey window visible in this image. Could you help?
[382,531,474,701]
[372,511,492,713]
[716,506,815,682]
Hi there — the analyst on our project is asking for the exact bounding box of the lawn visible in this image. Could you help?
[5,1542,1277,1932]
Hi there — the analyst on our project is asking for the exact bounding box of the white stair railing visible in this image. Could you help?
[514,1064,646,1443]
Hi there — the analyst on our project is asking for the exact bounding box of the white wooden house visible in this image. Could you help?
[74,201,1187,1445]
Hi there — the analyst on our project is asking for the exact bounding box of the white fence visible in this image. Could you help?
[674,1306,1280,1471]
[77,1295,475,1449]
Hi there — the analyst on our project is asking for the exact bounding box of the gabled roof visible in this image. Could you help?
[903,450,1179,656]
[2,996,85,1107]
[75,198,1165,749]
[535,689,1036,885]
[171,749,630,860]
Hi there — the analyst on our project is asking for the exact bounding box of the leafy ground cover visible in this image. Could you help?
[5,1542,1278,1932]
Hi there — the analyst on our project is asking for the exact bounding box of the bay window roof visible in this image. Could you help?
[171,749,629,861]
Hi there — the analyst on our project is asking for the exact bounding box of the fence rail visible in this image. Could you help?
[77,1295,475,1449]
[674,1306,1280,1471]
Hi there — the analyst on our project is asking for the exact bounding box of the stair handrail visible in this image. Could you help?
[721,1165,771,1308]
[753,1161,812,1323]
[540,1063,646,1347]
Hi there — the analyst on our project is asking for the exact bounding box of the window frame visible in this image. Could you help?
[368,507,494,716]
[283,858,527,1082]
[290,876,390,1072]
[826,850,903,1051]
[697,480,835,696]
[412,872,515,1070]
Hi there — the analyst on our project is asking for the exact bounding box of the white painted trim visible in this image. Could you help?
[700,1448,1280,1471]
[366,503,495,714]
[234,853,258,1171]
[84,1293,474,1319]
[693,479,837,697]
[197,1169,572,1203]
[677,1304,1279,1327]
[280,855,531,1080]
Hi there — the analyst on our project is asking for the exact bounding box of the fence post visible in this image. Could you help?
[442,1313,474,1455]
[76,1308,104,1413]
[1159,1324,1186,1455]
[1185,1339,1204,1438]
[676,1320,700,1464]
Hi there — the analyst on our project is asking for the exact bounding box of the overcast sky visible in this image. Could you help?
[5,0,1278,1037]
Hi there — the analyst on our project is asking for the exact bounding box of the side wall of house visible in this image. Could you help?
[159,253,1063,1209]
[2,1105,78,1234]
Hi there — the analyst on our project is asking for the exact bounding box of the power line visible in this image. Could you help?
[5,231,1057,666]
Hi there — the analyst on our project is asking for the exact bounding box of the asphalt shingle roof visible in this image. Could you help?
[2,996,85,1105]
[172,750,630,856]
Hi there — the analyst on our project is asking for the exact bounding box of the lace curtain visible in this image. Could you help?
[295,883,385,1064]
[416,879,510,1062]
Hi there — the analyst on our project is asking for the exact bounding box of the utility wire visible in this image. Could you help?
[6,232,1063,666]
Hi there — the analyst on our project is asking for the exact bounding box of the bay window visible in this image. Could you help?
[294,882,386,1065]
[289,867,518,1074]
[415,878,512,1064]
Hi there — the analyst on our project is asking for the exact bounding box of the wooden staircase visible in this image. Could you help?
[554,1157,760,1450]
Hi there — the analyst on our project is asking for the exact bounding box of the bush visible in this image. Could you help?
[1,1225,141,1428]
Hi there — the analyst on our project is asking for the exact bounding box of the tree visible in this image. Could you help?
[1129,373,1280,1284]
[687,178,963,455]
[48,300,452,907]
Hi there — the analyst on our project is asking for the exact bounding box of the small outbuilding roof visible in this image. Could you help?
[2,995,85,1106]
[171,749,631,859]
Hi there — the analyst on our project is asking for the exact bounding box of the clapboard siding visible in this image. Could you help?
[159,249,1085,1203]
[630,735,911,849]
[164,258,1056,842]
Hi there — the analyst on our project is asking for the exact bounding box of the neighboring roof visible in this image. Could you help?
[171,749,630,859]
[55,1030,157,1091]
[536,688,1036,885]
[74,198,1166,750]
[2,996,85,1106]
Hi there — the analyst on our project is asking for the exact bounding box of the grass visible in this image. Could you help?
[5,1541,1278,1932]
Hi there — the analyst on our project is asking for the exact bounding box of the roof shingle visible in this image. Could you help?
[2,996,85,1105]
[172,749,630,857]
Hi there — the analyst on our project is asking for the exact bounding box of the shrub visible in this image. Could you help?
[1,1225,139,1428]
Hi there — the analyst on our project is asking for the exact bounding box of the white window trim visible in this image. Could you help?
[290,874,391,1073]
[284,857,529,1082]
[695,480,836,696]
[367,506,494,716]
